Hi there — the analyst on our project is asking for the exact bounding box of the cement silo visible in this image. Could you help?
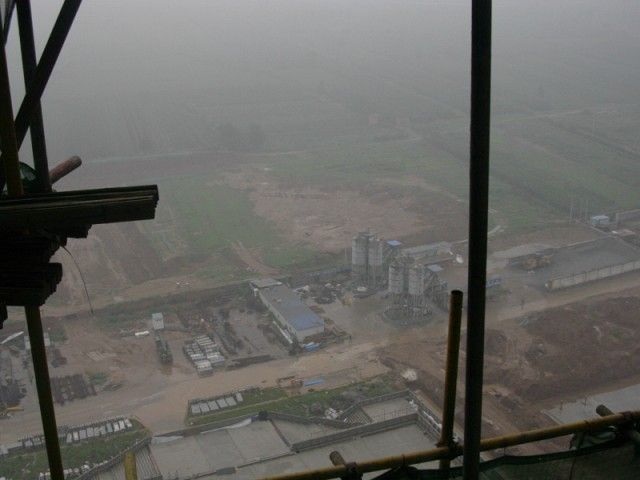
[408,264,425,297]
[368,237,384,287]
[351,233,368,282]
[388,260,404,295]
[407,264,429,317]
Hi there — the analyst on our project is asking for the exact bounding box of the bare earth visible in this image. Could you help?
[222,169,468,253]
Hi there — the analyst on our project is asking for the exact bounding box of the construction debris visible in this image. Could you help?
[183,335,225,376]
[50,374,96,405]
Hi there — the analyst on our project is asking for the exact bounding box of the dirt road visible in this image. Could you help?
[0,339,387,442]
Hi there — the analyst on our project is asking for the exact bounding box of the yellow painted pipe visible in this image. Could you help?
[124,451,138,480]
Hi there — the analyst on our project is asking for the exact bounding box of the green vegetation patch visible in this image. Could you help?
[242,386,289,404]
[0,424,149,480]
[87,371,109,386]
[148,175,319,273]
[47,326,67,343]
[188,375,399,426]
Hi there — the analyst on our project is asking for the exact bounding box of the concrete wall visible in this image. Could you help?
[267,411,353,429]
[338,390,409,421]
[546,260,640,290]
[291,414,418,452]
[615,209,640,224]
[166,414,256,436]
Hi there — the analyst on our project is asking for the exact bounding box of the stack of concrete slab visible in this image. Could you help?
[188,392,244,417]
[64,418,134,445]
[183,335,225,376]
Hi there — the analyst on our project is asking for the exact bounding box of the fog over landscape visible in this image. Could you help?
[1,2,640,479]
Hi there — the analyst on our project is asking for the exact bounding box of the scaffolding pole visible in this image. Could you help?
[17,0,51,192]
[463,0,492,479]
[0,22,23,197]
[0,0,82,192]
[438,290,464,469]
[25,305,65,480]
[260,410,640,480]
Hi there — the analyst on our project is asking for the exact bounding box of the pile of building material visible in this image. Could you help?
[183,335,225,376]
[51,374,96,405]
[0,418,135,457]
[0,350,25,410]
[49,347,67,367]
[188,391,243,417]
[63,417,134,444]
[24,332,67,367]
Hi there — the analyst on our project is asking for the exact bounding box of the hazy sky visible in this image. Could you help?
[4,0,639,162]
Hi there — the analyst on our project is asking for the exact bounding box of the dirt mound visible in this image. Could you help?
[54,223,167,305]
[513,296,640,401]
[485,329,508,357]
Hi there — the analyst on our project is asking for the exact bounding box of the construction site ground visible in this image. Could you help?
[3,220,640,459]
[380,281,640,449]
[3,272,640,446]
[46,151,470,314]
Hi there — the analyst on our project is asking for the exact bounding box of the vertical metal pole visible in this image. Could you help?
[0,0,82,192]
[17,0,51,192]
[13,0,82,148]
[0,24,23,197]
[2,0,16,44]
[25,305,65,480]
[438,290,463,470]
[463,0,492,479]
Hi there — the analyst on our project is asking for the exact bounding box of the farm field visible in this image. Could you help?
[26,0,638,311]
[47,104,640,311]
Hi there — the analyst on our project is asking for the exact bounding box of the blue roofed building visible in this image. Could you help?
[257,284,324,342]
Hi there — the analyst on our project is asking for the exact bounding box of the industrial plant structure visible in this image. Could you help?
[252,281,324,342]
[387,256,442,319]
[351,231,386,288]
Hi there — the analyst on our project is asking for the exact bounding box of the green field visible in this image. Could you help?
[78,2,640,285]
[139,105,640,281]
[142,175,331,280]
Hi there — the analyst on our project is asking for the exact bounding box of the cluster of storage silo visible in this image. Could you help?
[351,233,369,280]
[387,256,429,317]
[351,231,385,287]
[388,259,405,295]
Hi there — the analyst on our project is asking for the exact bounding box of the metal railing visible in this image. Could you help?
[259,410,640,480]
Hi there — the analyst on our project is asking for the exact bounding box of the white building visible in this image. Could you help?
[151,312,164,331]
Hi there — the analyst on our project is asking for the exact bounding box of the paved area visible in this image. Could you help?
[271,419,343,444]
[151,420,289,478]
[219,424,436,479]
[361,398,415,422]
[522,237,640,289]
[94,446,160,480]
[544,383,640,424]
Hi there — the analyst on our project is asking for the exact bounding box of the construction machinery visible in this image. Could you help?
[154,332,173,365]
